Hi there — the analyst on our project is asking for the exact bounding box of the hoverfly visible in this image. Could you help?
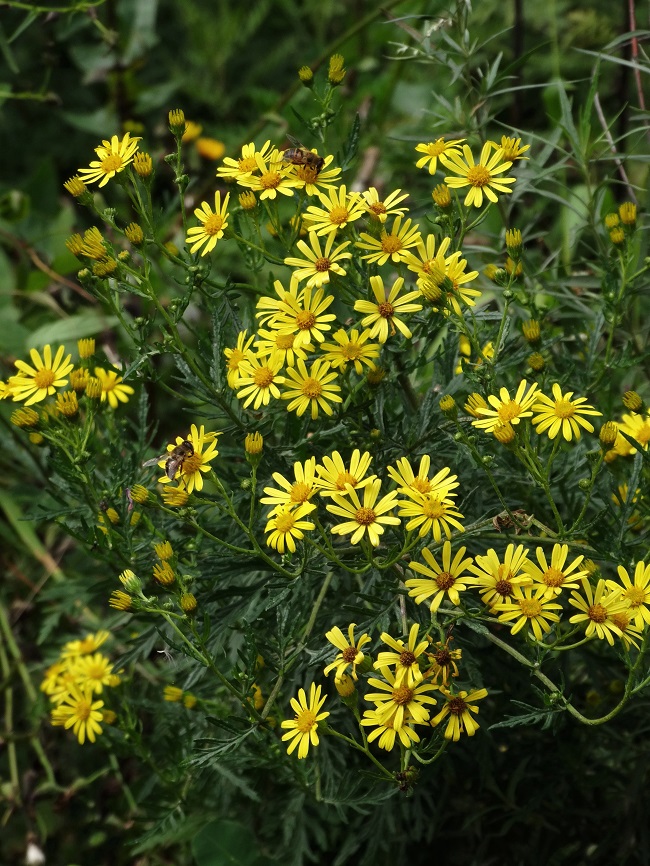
[282,135,325,175]
[142,440,194,482]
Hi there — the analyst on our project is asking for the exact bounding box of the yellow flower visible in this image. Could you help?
[195,137,226,160]
[364,666,438,730]
[10,345,74,406]
[280,683,329,759]
[260,457,319,514]
[568,578,629,645]
[406,541,475,611]
[387,456,458,500]
[401,234,452,282]
[606,561,650,628]
[532,384,602,441]
[396,493,464,541]
[267,285,337,349]
[282,358,342,419]
[94,368,135,409]
[283,231,352,288]
[74,653,117,694]
[285,153,342,196]
[609,610,644,650]
[436,251,481,314]
[471,379,539,433]
[468,544,531,608]
[319,328,380,374]
[522,544,589,597]
[355,215,422,265]
[157,425,219,493]
[217,140,273,182]
[441,143,515,208]
[495,586,563,639]
[224,329,256,388]
[51,686,104,744]
[186,191,230,256]
[361,187,409,223]
[324,623,371,681]
[163,685,184,702]
[238,149,300,200]
[254,329,310,368]
[414,137,465,173]
[360,709,421,751]
[236,353,285,410]
[491,135,530,161]
[302,184,366,235]
[77,132,141,187]
[77,338,95,359]
[327,477,400,547]
[181,120,202,141]
[430,687,488,741]
[61,631,110,658]
[616,412,650,454]
[314,449,375,497]
[264,502,316,554]
[354,275,422,343]
[374,623,429,687]
[161,487,189,507]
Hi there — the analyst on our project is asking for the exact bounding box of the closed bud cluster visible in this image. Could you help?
[521,319,541,344]
[85,377,103,399]
[70,368,89,391]
[63,176,87,197]
[528,352,545,372]
[464,392,488,418]
[66,234,84,256]
[109,589,132,611]
[163,685,184,702]
[118,251,130,262]
[366,367,386,387]
[55,391,79,417]
[493,422,516,444]
[328,54,346,85]
[419,277,443,303]
[183,694,198,709]
[80,226,107,260]
[486,265,508,286]
[334,672,357,700]
[439,394,457,419]
[505,256,523,277]
[622,390,643,412]
[153,561,176,586]
[133,152,153,178]
[432,184,451,207]
[125,222,144,245]
[93,258,118,277]
[161,486,189,507]
[239,191,257,211]
[119,569,142,593]
[298,65,314,86]
[154,540,174,560]
[77,337,95,359]
[180,592,197,614]
[505,228,522,259]
[609,227,625,245]
[104,507,119,525]
[129,484,151,505]
[196,137,226,160]
[618,202,636,225]
[599,421,618,449]
[245,431,264,458]
[11,407,39,428]
[168,108,187,136]
[29,432,44,445]
[604,213,619,228]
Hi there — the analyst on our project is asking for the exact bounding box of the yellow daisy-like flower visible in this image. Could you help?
[255,278,303,329]
[323,623,371,681]
[609,610,644,650]
[616,412,650,455]
[402,234,452,282]
[387,456,458,501]
[405,541,475,612]
[430,687,488,741]
[532,384,602,441]
[315,449,375,497]
[568,578,629,645]
[285,153,341,196]
[51,685,104,744]
[77,132,141,187]
[468,544,531,608]
[354,275,422,344]
[272,286,337,349]
[319,328,380,374]
[236,353,285,410]
[254,329,311,368]
[472,380,540,433]
[360,709,421,751]
[280,683,329,758]
[490,135,530,161]
[327,478,400,547]
[74,653,118,695]
[157,424,220,493]
[282,358,342,419]
[414,137,465,174]
[361,187,409,223]
[437,251,481,315]
[374,623,429,687]
[495,586,563,640]
[265,502,316,554]
[441,143,515,208]
[185,191,230,256]
[216,140,273,182]
[356,215,422,266]
[302,184,366,235]
[224,329,256,388]
[397,493,465,541]
[238,150,300,200]
[424,640,462,686]
[365,666,438,730]
[522,544,589,597]
[260,457,318,514]
[606,561,650,628]
[283,231,352,288]
[61,631,110,658]
[94,368,135,409]
[10,345,74,406]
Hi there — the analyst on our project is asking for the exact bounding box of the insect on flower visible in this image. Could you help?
[282,135,325,175]
[143,440,195,481]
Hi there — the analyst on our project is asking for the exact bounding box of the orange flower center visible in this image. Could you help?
[410,478,431,494]
[295,709,317,733]
[369,202,387,215]
[448,696,467,716]
[342,646,359,662]
[399,650,417,668]
[435,571,455,591]
[335,471,357,489]
[587,603,608,624]
[519,598,543,618]
[101,154,123,174]
[378,301,395,319]
[494,575,514,597]
[328,206,350,224]
[238,156,257,172]
[290,482,312,503]
[426,140,446,156]
[543,567,565,588]
[610,612,631,631]
[275,512,296,533]
[203,213,225,236]
[497,400,522,423]
[253,367,275,388]
[275,333,295,349]
[466,165,491,188]
[341,343,362,360]
[259,171,281,190]
[434,649,451,666]
[296,311,316,330]
[301,377,322,399]
[85,662,107,680]
[296,165,319,183]
[623,586,645,607]
[380,233,402,254]
[314,256,332,272]
[182,454,202,475]
[355,507,376,526]
[392,685,414,705]
[421,498,445,519]
[76,699,92,721]
[553,399,575,419]
[227,349,245,370]
[34,369,56,389]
